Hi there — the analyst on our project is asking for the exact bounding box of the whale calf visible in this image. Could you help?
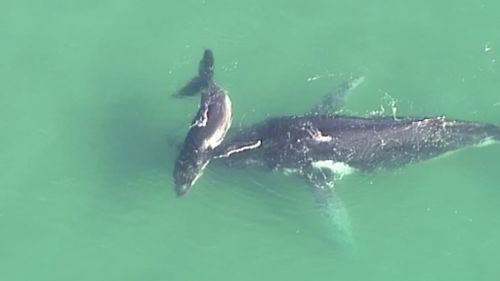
[173,49,232,196]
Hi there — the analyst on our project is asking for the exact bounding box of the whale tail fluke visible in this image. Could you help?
[174,49,215,97]
[492,124,500,141]
[471,122,500,143]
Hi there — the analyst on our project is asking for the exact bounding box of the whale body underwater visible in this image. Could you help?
[172,49,500,196]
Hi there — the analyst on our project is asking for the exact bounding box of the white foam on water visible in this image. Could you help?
[282,168,299,175]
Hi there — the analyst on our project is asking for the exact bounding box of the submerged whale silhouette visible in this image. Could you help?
[173,49,500,195]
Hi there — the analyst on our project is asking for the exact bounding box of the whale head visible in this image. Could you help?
[173,149,210,196]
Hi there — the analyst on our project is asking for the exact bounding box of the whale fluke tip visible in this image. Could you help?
[174,49,215,97]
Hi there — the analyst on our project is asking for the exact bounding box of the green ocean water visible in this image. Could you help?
[2,0,500,280]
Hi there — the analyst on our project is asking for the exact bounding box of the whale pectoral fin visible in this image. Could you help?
[309,180,353,245]
[311,76,365,114]
[302,163,336,189]
[212,140,262,159]
[300,162,354,244]
[300,163,353,244]
[173,49,215,97]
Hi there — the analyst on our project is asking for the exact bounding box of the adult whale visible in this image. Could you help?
[213,114,500,188]
[210,111,500,244]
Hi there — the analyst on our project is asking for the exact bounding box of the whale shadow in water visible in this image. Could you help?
[92,88,179,212]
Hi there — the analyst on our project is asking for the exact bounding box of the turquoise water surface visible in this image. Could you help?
[2,1,500,280]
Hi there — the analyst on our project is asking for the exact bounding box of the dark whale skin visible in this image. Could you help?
[172,49,231,196]
[214,114,500,173]
[173,84,231,196]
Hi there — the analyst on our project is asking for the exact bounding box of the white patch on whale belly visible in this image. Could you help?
[311,160,356,180]
[475,137,498,148]
[202,95,232,150]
